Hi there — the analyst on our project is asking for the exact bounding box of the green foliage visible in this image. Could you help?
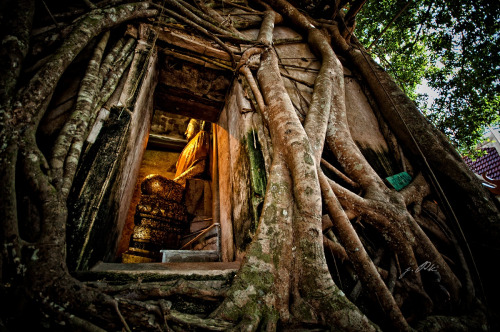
[356,0,500,154]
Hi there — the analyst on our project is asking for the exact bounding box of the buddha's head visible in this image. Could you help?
[185,119,201,141]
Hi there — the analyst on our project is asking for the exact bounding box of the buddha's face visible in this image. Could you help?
[185,121,197,141]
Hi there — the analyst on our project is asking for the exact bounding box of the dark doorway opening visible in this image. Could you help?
[117,110,219,263]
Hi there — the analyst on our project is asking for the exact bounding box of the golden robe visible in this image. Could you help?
[174,130,210,184]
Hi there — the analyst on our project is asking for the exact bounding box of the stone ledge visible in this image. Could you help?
[161,250,219,262]
[73,261,240,284]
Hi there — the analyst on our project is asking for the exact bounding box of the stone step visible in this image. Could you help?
[74,261,240,284]
[161,249,219,262]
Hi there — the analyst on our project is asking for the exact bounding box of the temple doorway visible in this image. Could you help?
[117,110,219,263]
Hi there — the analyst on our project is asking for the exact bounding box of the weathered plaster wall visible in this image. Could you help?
[215,94,235,262]
[150,110,190,139]
[344,75,399,178]
[216,81,268,261]
[228,83,258,259]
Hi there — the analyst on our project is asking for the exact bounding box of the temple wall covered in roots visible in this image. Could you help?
[3,0,500,330]
[55,23,401,271]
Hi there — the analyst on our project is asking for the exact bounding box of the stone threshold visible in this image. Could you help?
[160,249,219,262]
[73,261,241,283]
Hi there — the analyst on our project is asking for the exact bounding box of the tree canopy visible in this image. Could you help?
[353,0,500,155]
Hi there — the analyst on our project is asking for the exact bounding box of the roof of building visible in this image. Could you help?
[463,147,500,180]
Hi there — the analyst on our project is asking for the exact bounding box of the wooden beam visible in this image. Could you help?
[157,27,240,62]
[154,84,223,122]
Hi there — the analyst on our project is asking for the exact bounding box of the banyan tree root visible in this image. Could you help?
[50,31,111,196]
[50,31,138,198]
[210,0,477,330]
[212,48,378,330]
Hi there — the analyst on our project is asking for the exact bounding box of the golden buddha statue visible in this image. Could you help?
[122,119,211,263]
[174,119,210,186]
